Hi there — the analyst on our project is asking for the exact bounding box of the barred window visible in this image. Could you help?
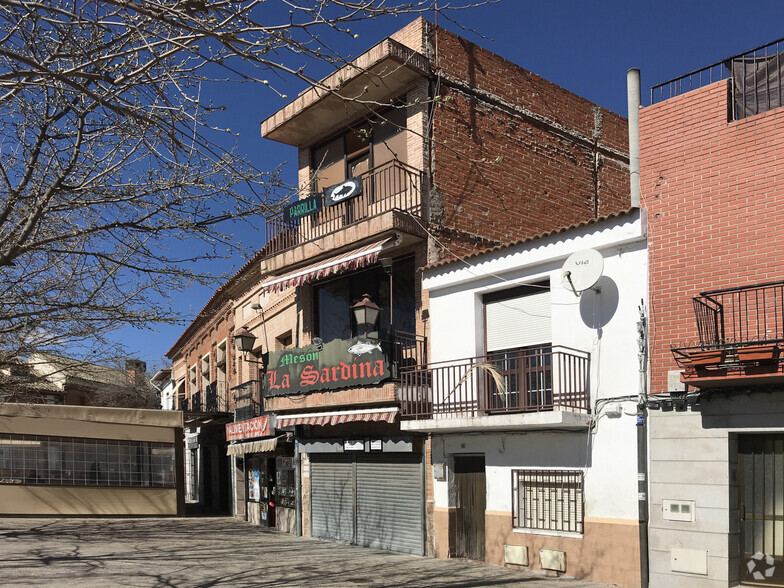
[0,434,176,488]
[513,469,584,534]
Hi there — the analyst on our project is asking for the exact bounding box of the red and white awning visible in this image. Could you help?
[276,407,398,428]
[261,237,394,294]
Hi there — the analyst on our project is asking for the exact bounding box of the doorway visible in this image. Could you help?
[739,434,784,586]
[454,455,486,560]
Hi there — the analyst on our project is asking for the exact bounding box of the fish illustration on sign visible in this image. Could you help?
[325,177,362,205]
[348,340,382,355]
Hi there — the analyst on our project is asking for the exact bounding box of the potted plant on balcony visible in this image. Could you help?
[737,343,780,363]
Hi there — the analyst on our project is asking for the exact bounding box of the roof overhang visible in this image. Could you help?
[261,38,430,147]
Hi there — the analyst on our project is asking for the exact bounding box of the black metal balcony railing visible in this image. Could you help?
[232,380,262,422]
[383,330,427,378]
[205,381,229,412]
[190,391,201,412]
[179,398,189,411]
[651,36,784,120]
[672,281,784,368]
[399,345,590,419]
[264,160,424,258]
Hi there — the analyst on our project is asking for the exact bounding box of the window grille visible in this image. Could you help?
[513,469,584,534]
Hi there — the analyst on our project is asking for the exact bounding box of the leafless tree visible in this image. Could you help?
[0,0,481,370]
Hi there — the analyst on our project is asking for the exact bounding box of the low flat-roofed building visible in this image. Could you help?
[0,403,185,516]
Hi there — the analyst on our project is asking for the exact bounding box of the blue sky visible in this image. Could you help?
[115,0,784,369]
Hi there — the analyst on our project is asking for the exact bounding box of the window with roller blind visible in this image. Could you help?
[483,282,552,411]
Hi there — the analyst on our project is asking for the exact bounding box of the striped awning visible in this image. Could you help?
[276,407,399,428]
[226,436,280,456]
[261,237,394,294]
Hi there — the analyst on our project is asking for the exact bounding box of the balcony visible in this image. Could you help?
[651,36,783,120]
[672,281,784,387]
[205,381,230,413]
[232,380,263,422]
[399,345,591,432]
[263,160,425,262]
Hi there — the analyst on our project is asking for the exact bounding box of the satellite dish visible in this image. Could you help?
[561,249,604,296]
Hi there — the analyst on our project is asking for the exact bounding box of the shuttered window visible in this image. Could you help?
[485,285,551,352]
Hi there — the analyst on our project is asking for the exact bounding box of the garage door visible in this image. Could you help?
[310,453,424,555]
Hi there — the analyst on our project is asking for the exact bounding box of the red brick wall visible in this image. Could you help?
[641,80,784,393]
[429,26,629,247]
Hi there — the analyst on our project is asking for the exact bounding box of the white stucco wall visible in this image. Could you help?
[423,211,648,523]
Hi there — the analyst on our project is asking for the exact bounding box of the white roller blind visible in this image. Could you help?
[486,290,551,352]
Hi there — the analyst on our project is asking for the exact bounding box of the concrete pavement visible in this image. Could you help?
[0,517,618,587]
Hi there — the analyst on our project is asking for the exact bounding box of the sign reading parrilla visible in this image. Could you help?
[265,336,390,397]
[283,194,323,223]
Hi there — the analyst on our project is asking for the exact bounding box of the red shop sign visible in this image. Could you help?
[226,415,272,442]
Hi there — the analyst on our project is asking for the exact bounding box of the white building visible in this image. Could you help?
[401,210,647,586]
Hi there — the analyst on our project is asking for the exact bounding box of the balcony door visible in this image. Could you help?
[483,282,552,412]
[740,434,784,586]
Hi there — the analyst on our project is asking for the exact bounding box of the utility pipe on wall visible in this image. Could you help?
[627,68,641,208]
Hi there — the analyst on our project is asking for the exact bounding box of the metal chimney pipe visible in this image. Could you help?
[627,68,641,208]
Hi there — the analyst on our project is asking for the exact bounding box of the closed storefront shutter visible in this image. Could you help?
[309,452,424,555]
[355,454,424,555]
[310,456,354,543]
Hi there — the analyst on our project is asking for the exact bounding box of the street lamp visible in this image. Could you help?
[234,326,256,353]
[351,293,381,338]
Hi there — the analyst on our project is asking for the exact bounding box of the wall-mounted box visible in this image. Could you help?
[663,499,695,522]
[671,548,708,575]
[540,548,566,572]
[504,545,528,566]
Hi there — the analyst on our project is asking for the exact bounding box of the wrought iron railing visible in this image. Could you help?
[205,381,229,412]
[651,37,784,120]
[233,380,262,422]
[399,345,590,419]
[264,160,424,258]
[382,330,427,378]
[190,391,201,412]
[672,281,784,368]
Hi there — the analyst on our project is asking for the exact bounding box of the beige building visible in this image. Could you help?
[0,403,184,515]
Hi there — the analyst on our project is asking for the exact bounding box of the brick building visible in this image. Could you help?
[641,38,784,587]
[168,17,631,579]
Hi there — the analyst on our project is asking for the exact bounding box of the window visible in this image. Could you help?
[313,257,416,344]
[311,106,408,193]
[513,469,584,534]
[0,434,176,488]
[484,282,552,412]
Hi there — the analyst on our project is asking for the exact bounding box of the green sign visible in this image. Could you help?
[283,194,323,223]
[264,337,389,397]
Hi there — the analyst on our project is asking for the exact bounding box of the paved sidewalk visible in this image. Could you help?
[0,517,618,587]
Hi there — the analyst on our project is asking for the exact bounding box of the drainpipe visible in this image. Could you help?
[294,432,302,536]
[637,302,649,588]
[627,68,641,208]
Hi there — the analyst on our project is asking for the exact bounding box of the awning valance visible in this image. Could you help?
[261,237,394,294]
[276,407,398,428]
[226,436,280,456]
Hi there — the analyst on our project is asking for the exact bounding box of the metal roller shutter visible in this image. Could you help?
[310,456,354,543]
[355,454,424,555]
